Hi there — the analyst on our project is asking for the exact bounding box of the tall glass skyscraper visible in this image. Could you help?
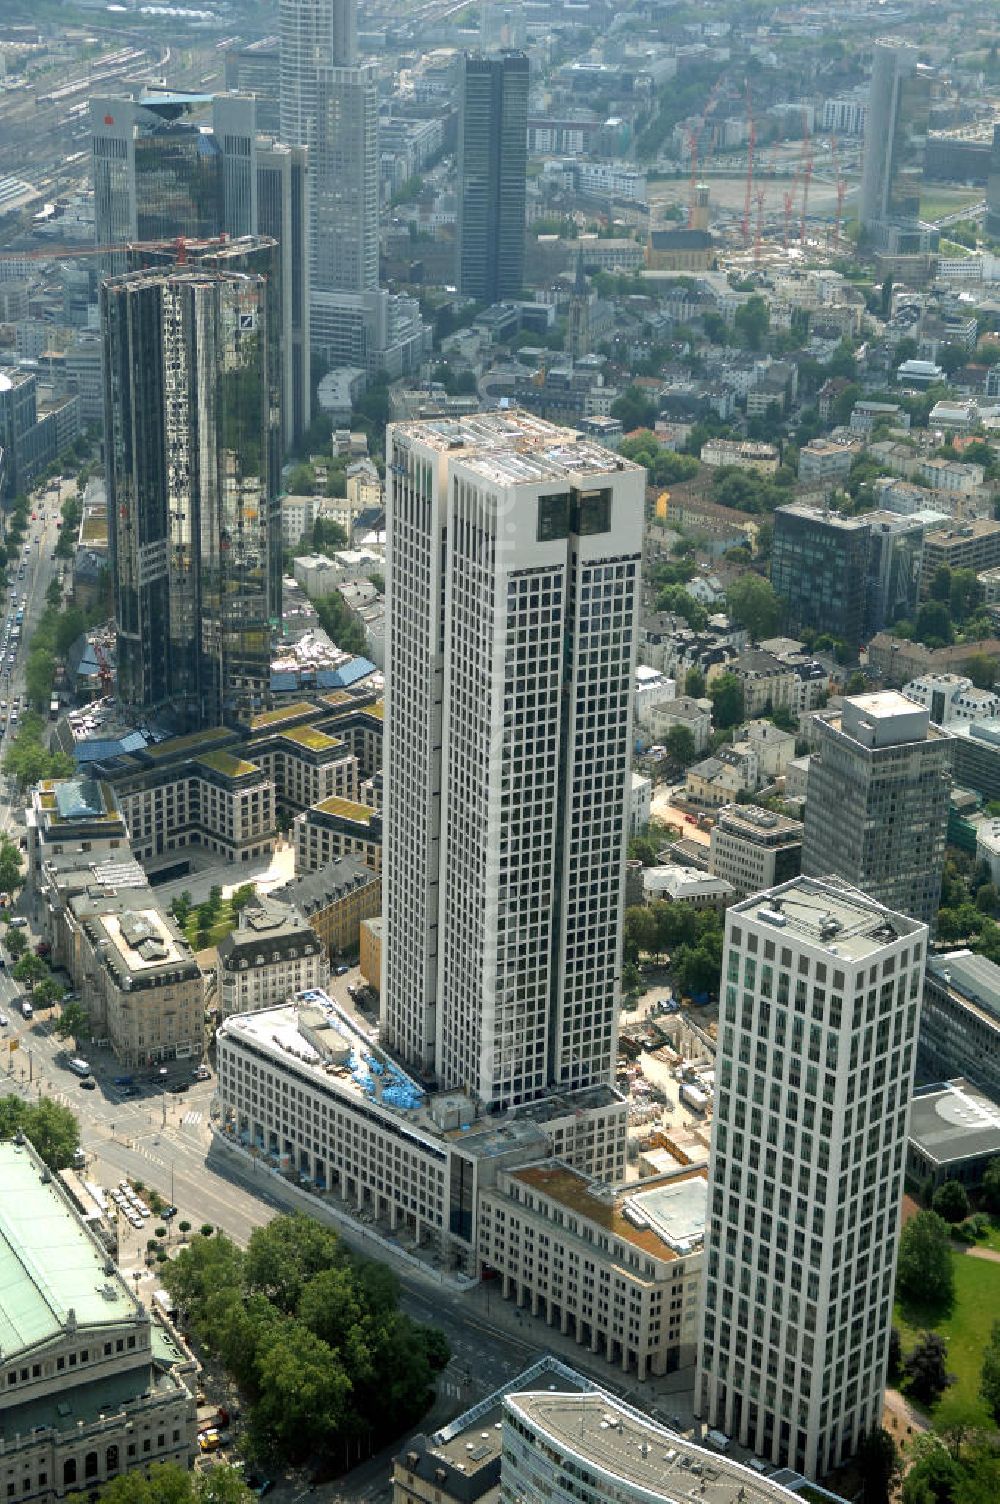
[102,247,281,730]
[859,39,933,250]
[457,52,529,304]
[91,91,310,448]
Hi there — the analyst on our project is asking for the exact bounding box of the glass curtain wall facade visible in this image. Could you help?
[102,256,279,730]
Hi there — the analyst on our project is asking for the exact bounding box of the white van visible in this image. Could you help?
[68,1058,91,1077]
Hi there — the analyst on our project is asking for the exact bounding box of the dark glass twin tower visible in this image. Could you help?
[102,241,282,731]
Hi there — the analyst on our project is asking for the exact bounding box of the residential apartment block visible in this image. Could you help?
[901,673,1000,727]
[272,857,382,957]
[0,1138,197,1504]
[30,781,204,1065]
[697,876,927,1478]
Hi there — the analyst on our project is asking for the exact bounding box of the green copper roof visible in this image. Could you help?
[0,1141,141,1359]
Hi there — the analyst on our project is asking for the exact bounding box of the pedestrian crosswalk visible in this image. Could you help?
[182,1109,202,1127]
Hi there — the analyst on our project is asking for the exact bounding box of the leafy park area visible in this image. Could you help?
[160,1214,449,1471]
[96,1462,252,1504]
[170,884,256,951]
[882,1203,1000,1502]
[621,899,723,1001]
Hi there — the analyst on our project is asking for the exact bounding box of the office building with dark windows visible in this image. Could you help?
[802,692,951,927]
[456,52,529,304]
[859,39,934,253]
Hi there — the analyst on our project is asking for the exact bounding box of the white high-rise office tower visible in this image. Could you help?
[383,414,644,1109]
[278,0,375,295]
[696,875,927,1480]
[279,0,428,374]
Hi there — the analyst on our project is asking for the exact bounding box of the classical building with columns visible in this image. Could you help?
[477,1163,705,1381]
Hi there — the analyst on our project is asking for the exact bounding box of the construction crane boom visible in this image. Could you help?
[799,109,813,248]
[0,234,232,264]
[742,83,756,249]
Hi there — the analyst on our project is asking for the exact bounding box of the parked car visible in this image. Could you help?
[169,1082,189,1094]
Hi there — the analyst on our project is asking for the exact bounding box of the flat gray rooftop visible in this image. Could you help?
[506,1390,807,1503]
[909,1078,1000,1166]
[735,876,923,962]
[927,950,1000,1022]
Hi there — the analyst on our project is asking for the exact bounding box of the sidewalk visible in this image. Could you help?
[459,1277,698,1425]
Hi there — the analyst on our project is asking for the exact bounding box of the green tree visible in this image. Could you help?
[32,976,65,1009]
[734,295,770,350]
[915,601,955,648]
[622,960,642,995]
[709,672,744,730]
[12,953,48,991]
[982,1155,1000,1214]
[54,607,86,659]
[855,1427,901,1504]
[933,1180,970,1223]
[904,1331,953,1405]
[610,385,657,433]
[0,834,23,895]
[55,1000,91,1042]
[24,650,56,711]
[314,591,368,657]
[900,1439,963,1504]
[684,666,706,698]
[248,1320,352,1462]
[287,462,316,496]
[964,653,998,690]
[0,1097,80,1169]
[4,926,27,960]
[170,891,193,927]
[981,1321,1000,1425]
[665,725,696,768]
[725,574,781,641]
[243,1213,343,1315]
[312,516,348,554]
[896,1211,955,1310]
[230,883,257,914]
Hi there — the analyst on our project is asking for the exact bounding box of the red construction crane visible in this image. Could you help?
[830,134,847,252]
[799,110,814,248]
[0,233,231,265]
[92,638,114,698]
[742,84,756,250]
[754,183,767,264]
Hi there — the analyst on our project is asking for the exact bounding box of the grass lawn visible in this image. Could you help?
[181,900,238,950]
[895,1252,1000,1427]
[919,187,984,222]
